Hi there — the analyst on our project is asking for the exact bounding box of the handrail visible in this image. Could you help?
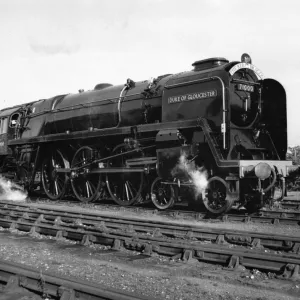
[197,117,238,168]
[197,117,224,162]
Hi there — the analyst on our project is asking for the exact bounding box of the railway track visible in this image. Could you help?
[281,200,300,210]
[8,190,298,222]
[0,204,299,252]
[4,197,300,226]
[0,259,152,300]
[0,201,300,280]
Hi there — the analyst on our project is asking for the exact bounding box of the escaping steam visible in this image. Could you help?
[172,153,208,198]
[0,176,27,202]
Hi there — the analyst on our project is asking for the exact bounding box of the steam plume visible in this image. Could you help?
[0,176,27,202]
[172,153,208,198]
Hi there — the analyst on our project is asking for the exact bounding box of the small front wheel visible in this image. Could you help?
[150,177,176,210]
[202,176,234,214]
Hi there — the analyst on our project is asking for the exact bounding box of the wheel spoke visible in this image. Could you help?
[163,195,168,204]
[51,158,55,168]
[85,182,90,198]
[127,181,134,199]
[88,180,96,193]
[86,180,95,198]
[57,176,65,188]
[54,180,59,195]
[124,181,130,201]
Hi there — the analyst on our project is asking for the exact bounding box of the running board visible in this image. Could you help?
[56,167,145,174]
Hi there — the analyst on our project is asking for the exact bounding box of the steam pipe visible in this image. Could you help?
[216,76,226,150]
[117,85,129,126]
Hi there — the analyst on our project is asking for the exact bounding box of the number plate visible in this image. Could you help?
[236,84,254,92]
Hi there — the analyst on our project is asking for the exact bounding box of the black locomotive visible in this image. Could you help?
[0,53,293,214]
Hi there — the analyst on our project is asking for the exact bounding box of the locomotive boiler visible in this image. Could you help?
[0,53,293,214]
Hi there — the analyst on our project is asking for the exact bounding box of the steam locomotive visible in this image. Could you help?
[0,53,293,214]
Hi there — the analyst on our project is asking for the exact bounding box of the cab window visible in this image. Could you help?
[9,113,21,128]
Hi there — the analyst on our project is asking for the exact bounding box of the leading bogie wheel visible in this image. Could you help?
[70,146,102,203]
[202,176,234,214]
[41,149,69,200]
[106,143,144,206]
[150,177,176,210]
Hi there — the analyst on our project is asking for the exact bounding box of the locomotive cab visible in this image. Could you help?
[0,116,9,155]
[0,106,22,156]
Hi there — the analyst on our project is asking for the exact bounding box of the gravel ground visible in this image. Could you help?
[1,193,300,299]
[0,230,299,300]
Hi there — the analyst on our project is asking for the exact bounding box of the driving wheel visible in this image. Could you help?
[70,146,102,203]
[106,144,144,206]
[41,149,69,200]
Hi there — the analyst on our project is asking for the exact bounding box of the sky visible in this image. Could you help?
[0,0,300,145]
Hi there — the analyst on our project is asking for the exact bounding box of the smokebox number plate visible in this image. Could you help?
[168,90,217,104]
[236,84,254,93]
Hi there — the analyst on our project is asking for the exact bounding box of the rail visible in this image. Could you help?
[0,202,300,271]
[0,259,152,300]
